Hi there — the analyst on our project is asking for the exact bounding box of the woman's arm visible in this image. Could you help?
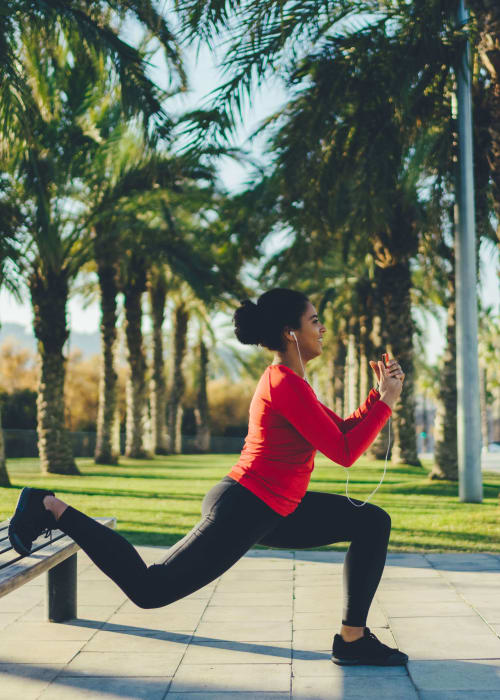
[271,376,391,468]
[318,388,382,433]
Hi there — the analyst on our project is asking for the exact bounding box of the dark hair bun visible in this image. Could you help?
[233,288,310,351]
[233,299,261,345]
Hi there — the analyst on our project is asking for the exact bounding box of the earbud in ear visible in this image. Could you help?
[291,331,296,339]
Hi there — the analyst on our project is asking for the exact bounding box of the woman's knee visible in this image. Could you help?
[364,504,391,536]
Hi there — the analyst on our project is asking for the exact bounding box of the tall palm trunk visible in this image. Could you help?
[30,267,78,474]
[378,260,421,466]
[333,322,347,416]
[432,261,458,480]
[123,260,150,459]
[148,269,169,454]
[475,2,500,246]
[195,340,211,452]
[345,317,359,414]
[479,365,489,449]
[0,408,10,486]
[368,303,390,459]
[95,247,120,464]
[167,303,189,454]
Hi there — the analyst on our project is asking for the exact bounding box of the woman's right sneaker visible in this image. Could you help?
[332,627,408,666]
[8,487,57,556]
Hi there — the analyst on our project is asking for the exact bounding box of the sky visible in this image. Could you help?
[0,17,499,366]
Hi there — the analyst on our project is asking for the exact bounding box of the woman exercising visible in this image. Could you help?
[8,287,407,666]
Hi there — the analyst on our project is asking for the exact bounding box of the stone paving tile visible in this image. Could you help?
[419,692,500,700]
[195,621,292,642]
[292,650,408,677]
[2,621,97,641]
[0,639,85,664]
[182,640,292,664]
[203,606,292,623]
[408,659,500,691]
[0,663,63,700]
[380,600,477,618]
[61,651,184,676]
[209,593,289,607]
[293,604,387,630]
[425,554,500,571]
[0,612,22,629]
[84,628,192,653]
[19,604,117,624]
[291,675,419,699]
[293,627,396,654]
[216,580,293,595]
[293,574,343,587]
[169,663,291,693]
[167,694,290,700]
[39,675,172,699]
[0,586,42,612]
[294,551,345,563]
[0,547,499,697]
[376,588,461,603]
[245,550,294,559]
[229,558,293,571]
[105,611,203,631]
[390,615,500,660]
[221,570,293,582]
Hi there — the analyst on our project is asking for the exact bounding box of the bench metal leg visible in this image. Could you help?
[46,554,77,622]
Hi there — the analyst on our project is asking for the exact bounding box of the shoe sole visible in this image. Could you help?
[8,487,34,556]
[332,654,408,667]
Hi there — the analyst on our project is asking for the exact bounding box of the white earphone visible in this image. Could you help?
[290,330,389,508]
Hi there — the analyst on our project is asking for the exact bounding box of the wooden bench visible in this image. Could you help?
[0,516,116,622]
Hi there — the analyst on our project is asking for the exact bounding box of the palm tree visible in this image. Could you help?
[0,202,22,486]
[84,126,194,463]
[167,299,190,454]
[148,265,170,454]
[1,8,183,472]
[1,0,183,136]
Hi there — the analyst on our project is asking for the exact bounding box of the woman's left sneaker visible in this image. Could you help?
[332,627,408,666]
[8,487,57,556]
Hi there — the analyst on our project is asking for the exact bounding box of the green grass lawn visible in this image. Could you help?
[1,454,499,552]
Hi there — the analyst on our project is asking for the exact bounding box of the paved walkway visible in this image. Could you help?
[0,547,500,699]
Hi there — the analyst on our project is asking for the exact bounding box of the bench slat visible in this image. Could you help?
[0,516,116,597]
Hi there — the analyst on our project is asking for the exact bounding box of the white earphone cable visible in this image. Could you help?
[345,417,390,507]
[292,332,390,508]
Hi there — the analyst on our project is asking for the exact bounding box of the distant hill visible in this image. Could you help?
[0,322,101,359]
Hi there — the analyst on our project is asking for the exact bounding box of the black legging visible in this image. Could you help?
[58,476,391,626]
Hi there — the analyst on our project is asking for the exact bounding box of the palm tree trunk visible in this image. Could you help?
[148,269,169,454]
[334,322,347,416]
[29,268,78,475]
[378,261,421,466]
[358,308,371,401]
[195,340,211,452]
[345,317,359,414]
[123,261,150,459]
[479,365,489,450]
[475,2,500,247]
[368,306,391,459]
[0,407,10,487]
[167,303,189,454]
[422,392,430,453]
[431,267,458,480]
[95,253,119,464]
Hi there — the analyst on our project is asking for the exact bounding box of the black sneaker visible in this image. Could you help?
[8,487,57,556]
[332,627,408,666]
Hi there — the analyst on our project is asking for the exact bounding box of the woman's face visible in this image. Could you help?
[294,301,326,360]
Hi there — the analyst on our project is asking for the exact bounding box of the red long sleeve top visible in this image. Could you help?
[227,364,392,516]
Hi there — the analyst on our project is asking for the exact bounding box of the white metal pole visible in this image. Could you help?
[455,0,482,502]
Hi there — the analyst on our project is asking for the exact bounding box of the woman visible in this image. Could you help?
[8,287,407,666]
